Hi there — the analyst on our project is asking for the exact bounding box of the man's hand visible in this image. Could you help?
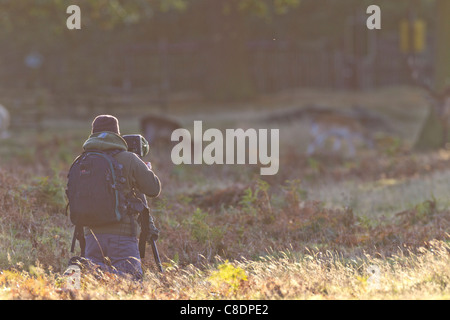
[148,223,159,242]
[147,215,159,242]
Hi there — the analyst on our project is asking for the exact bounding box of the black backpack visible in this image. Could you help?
[66,149,128,255]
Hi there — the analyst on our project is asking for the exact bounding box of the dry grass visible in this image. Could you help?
[0,241,448,300]
[0,87,449,300]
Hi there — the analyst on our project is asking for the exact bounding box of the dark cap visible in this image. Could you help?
[92,115,120,135]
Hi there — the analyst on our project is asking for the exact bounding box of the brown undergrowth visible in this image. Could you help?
[0,131,449,299]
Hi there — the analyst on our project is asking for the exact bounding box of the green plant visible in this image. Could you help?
[208,260,248,293]
[307,157,321,172]
[25,174,66,212]
[239,187,259,214]
[239,179,272,216]
[188,208,225,246]
[282,179,307,207]
[413,197,437,224]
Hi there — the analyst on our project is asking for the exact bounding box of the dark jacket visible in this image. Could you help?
[82,131,161,236]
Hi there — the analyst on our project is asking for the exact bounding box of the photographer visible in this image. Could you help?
[68,115,161,280]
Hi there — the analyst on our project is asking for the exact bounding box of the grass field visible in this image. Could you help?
[0,87,449,300]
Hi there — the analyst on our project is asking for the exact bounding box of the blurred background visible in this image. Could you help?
[0,0,448,151]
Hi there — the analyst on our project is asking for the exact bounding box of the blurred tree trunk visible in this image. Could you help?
[202,1,255,101]
[414,0,450,150]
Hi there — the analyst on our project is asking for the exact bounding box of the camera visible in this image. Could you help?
[122,134,149,159]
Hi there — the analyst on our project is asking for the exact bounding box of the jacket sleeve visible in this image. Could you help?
[130,153,161,197]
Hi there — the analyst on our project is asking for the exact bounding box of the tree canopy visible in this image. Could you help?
[0,0,443,102]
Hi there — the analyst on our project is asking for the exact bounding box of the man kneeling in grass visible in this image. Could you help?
[66,115,161,280]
